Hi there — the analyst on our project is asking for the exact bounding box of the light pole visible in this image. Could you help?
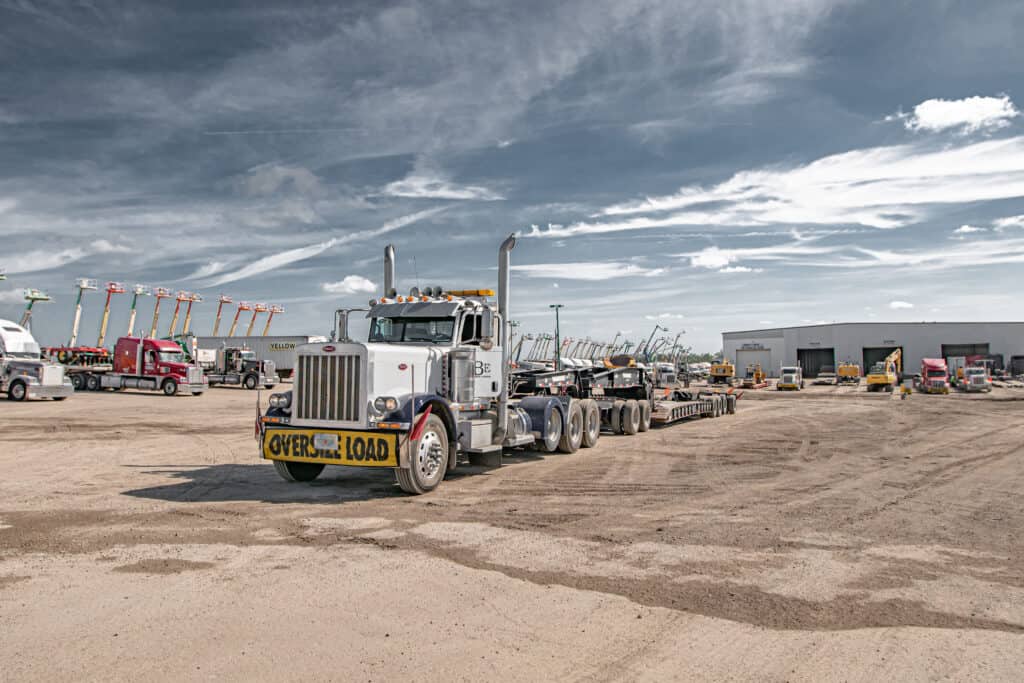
[549,304,563,370]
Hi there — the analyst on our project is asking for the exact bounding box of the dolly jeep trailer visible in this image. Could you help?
[258,236,599,495]
[74,336,207,395]
[0,319,74,401]
[197,346,279,390]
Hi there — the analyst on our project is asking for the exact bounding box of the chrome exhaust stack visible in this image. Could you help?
[383,244,396,297]
[495,233,516,442]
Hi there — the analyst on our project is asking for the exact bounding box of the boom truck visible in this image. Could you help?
[258,236,735,495]
[0,318,74,401]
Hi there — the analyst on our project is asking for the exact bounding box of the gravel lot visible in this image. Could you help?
[2,385,1023,680]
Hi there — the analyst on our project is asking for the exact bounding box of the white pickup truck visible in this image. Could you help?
[0,318,74,401]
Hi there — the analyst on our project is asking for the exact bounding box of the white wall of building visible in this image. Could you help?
[723,323,1024,377]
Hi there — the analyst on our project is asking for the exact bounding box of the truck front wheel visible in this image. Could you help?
[7,381,27,401]
[273,460,325,482]
[396,414,449,494]
[162,379,178,396]
[243,374,258,390]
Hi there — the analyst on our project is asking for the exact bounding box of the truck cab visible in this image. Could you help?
[0,319,74,401]
[200,346,279,389]
[919,358,950,394]
[777,365,804,391]
[961,366,992,393]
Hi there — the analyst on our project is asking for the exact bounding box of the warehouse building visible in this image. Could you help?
[722,322,1024,378]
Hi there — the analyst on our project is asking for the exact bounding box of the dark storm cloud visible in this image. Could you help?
[1,0,1023,349]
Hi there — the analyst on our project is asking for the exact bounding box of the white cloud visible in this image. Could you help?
[954,224,986,234]
[0,290,27,303]
[383,170,503,201]
[887,95,1020,135]
[185,260,228,280]
[993,214,1024,231]
[528,136,1024,237]
[208,207,447,286]
[5,240,130,275]
[321,275,377,295]
[718,265,763,273]
[685,239,835,270]
[644,313,684,320]
[889,300,914,310]
[511,261,666,280]
[240,163,322,196]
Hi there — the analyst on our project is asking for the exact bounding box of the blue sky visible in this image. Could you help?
[2,0,1023,352]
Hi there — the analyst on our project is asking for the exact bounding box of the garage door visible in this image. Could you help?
[1010,356,1024,376]
[863,346,902,374]
[736,349,773,377]
[941,343,990,358]
[797,348,835,378]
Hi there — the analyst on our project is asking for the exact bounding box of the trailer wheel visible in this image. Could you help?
[85,374,101,392]
[622,400,641,435]
[727,395,737,415]
[580,399,600,448]
[558,401,584,454]
[273,460,324,483]
[162,379,178,396]
[70,374,84,391]
[243,374,258,390]
[7,380,27,401]
[638,400,652,432]
[610,400,624,434]
[536,406,563,453]
[396,414,449,494]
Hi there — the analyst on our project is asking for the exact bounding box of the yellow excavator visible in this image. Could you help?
[837,362,862,384]
[866,349,901,392]
[709,358,736,385]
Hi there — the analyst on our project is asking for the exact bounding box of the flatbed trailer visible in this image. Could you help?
[650,393,735,425]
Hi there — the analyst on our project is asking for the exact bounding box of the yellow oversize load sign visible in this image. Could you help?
[263,428,399,467]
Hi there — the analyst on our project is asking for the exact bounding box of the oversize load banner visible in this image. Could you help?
[263,429,399,467]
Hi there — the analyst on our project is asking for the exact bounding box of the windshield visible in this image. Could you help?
[926,369,946,377]
[5,350,41,360]
[158,350,186,363]
[240,351,256,360]
[369,317,455,343]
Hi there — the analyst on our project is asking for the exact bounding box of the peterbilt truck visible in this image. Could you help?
[257,236,734,495]
[0,318,74,401]
[72,336,207,395]
[197,346,279,390]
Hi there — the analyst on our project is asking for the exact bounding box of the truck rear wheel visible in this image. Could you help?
[580,399,600,448]
[243,374,258,390]
[622,400,640,435]
[537,406,563,453]
[162,379,178,396]
[558,401,584,454]
[8,381,27,401]
[396,414,449,494]
[85,374,101,391]
[638,400,652,432]
[273,460,325,482]
[70,374,84,391]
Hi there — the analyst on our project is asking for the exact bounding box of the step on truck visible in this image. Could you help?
[257,236,734,495]
[0,318,74,401]
[198,346,279,390]
[72,336,207,395]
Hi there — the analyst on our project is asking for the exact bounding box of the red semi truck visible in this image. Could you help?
[72,336,207,396]
[917,358,950,394]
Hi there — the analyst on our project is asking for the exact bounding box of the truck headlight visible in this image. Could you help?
[373,396,399,413]
[269,392,292,411]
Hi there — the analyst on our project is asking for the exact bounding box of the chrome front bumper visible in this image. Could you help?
[28,382,74,400]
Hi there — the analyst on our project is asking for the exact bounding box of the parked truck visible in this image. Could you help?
[197,346,279,390]
[257,237,735,495]
[0,318,74,401]
[777,365,804,391]
[917,358,950,394]
[192,335,327,379]
[960,365,992,393]
[72,336,206,395]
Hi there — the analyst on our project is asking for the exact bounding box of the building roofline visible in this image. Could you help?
[723,321,1024,336]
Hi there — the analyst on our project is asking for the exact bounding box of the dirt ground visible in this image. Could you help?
[1,384,1023,681]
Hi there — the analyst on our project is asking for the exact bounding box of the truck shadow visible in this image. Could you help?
[122,453,547,505]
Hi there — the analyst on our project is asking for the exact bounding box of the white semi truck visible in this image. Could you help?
[0,319,74,401]
[257,236,733,494]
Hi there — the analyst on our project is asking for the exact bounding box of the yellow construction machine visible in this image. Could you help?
[837,362,861,385]
[741,363,767,389]
[709,358,736,385]
[866,349,901,392]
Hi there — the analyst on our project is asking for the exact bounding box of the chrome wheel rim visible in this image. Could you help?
[416,430,444,481]
[570,411,582,442]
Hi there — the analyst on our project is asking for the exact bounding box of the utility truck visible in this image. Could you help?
[72,336,206,395]
[0,319,74,401]
[257,237,734,495]
[197,346,279,390]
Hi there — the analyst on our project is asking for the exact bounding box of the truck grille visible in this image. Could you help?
[187,367,204,384]
[295,354,361,422]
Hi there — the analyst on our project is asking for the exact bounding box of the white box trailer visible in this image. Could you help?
[192,335,327,379]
